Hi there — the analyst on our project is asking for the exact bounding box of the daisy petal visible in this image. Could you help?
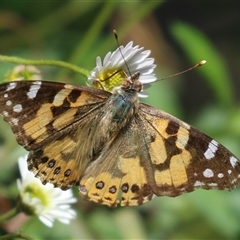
[17,155,77,228]
[88,41,157,95]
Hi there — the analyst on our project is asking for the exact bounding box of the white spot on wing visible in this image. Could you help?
[194,181,205,187]
[6,100,12,106]
[228,169,232,174]
[33,81,42,85]
[204,139,218,160]
[3,111,9,117]
[6,82,17,91]
[64,84,74,89]
[11,117,19,125]
[208,183,218,187]
[13,104,23,113]
[27,84,41,99]
[203,168,214,178]
[230,156,238,168]
[4,93,8,98]
[217,173,224,178]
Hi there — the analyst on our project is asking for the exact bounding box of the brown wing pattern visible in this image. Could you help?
[80,102,240,207]
[27,114,103,190]
[0,81,111,189]
[139,103,240,196]
[0,81,110,150]
[1,80,240,207]
[79,116,155,207]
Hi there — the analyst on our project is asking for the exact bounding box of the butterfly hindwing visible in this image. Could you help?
[79,117,154,207]
[27,132,82,190]
[27,96,120,190]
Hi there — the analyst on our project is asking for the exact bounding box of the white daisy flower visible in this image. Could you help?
[88,41,157,97]
[17,155,77,228]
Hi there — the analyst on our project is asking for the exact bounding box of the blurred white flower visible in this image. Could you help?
[4,65,42,81]
[88,41,157,97]
[17,155,77,227]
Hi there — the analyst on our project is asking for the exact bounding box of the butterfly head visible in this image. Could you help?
[120,72,143,93]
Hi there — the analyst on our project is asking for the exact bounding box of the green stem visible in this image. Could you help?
[0,233,33,240]
[0,55,90,78]
[0,207,19,223]
[69,2,119,64]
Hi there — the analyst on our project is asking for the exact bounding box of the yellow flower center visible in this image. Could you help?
[24,183,50,207]
[94,68,127,92]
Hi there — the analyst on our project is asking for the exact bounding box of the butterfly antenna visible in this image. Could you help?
[113,30,132,80]
[114,30,206,83]
[159,60,207,82]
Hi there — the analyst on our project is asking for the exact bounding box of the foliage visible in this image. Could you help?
[0,1,240,239]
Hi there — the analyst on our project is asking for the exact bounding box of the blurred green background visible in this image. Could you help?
[1,1,240,239]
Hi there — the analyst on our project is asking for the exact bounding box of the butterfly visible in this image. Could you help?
[0,72,240,207]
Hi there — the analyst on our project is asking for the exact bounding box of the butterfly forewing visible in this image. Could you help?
[140,103,240,196]
[0,81,110,149]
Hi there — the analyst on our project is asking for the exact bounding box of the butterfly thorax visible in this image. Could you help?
[96,74,141,146]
